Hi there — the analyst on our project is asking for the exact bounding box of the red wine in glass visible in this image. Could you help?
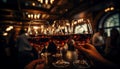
[72,34,92,46]
[52,35,70,61]
[52,35,70,47]
[72,34,92,61]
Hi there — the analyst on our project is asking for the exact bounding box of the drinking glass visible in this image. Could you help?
[27,20,51,59]
[51,20,70,68]
[71,18,93,68]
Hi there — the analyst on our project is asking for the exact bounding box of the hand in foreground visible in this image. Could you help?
[74,43,118,68]
[24,59,45,69]
[74,43,101,59]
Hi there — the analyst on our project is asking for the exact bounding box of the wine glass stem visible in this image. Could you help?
[60,47,63,60]
[38,51,42,59]
[45,45,48,64]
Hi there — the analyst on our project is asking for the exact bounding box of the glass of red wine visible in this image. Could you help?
[27,20,51,59]
[71,18,93,68]
[51,20,71,68]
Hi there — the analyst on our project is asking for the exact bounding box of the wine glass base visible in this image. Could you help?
[52,59,70,68]
[73,59,90,69]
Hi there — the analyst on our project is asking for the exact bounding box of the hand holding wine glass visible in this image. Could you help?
[71,18,93,68]
[74,43,119,68]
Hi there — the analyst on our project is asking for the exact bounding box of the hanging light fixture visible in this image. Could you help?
[104,0,115,12]
[38,0,54,4]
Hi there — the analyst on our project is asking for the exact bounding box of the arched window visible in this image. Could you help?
[99,13,120,37]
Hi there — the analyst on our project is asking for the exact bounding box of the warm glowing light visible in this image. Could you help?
[3,32,8,36]
[110,7,114,10]
[40,0,43,3]
[9,26,13,29]
[6,26,13,31]
[107,8,110,11]
[38,0,54,9]
[32,2,36,6]
[105,9,107,12]
[41,25,44,29]
[37,14,40,19]
[35,30,38,35]
[41,14,46,18]
[34,14,37,19]
[66,23,70,26]
[52,23,55,27]
[33,26,39,30]
[50,0,54,4]
[61,26,64,29]
[45,0,48,4]
[27,13,49,19]
[104,6,114,12]
[31,14,33,19]
[28,14,31,18]
[38,0,54,4]
[78,18,84,23]
[6,28,11,31]
[74,21,77,25]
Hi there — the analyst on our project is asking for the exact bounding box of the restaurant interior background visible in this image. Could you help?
[0,0,120,69]
[0,0,120,37]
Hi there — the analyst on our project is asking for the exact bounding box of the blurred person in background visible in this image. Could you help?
[105,28,120,65]
[92,28,105,56]
[16,28,38,69]
[6,29,18,68]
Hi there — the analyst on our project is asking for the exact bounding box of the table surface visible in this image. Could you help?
[42,52,94,69]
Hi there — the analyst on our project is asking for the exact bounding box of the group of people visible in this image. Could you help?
[1,27,120,69]
[1,28,38,69]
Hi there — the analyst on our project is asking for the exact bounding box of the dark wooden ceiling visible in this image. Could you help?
[0,0,120,26]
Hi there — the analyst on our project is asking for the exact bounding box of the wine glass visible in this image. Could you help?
[51,20,70,68]
[27,20,51,59]
[71,18,93,68]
